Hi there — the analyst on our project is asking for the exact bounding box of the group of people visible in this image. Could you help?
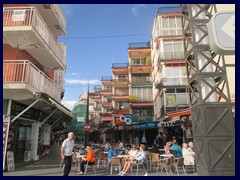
[61,132,195,176]
[164,139,195,165]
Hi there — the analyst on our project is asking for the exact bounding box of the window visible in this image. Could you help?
[176,94,189,105]
[131,87,153,101]
[166,94,176,106]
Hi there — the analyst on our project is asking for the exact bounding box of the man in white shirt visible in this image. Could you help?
[61,132,75,176]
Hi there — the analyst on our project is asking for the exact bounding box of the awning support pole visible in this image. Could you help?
[40,109,57,126]
[50,115,64,129]
[11,99,40,123]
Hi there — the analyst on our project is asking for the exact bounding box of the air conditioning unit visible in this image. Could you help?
[146,77,152,82]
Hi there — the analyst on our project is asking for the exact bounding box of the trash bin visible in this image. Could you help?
[24,151,31,162]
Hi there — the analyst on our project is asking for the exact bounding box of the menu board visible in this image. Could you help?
[3,116,10,170]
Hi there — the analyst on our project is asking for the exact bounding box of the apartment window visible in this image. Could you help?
[54,70,64,90]
[166,94,176,106]
[163,40,184,60]
[164,67,187,86]
[131,87,152,101]
[131,58,147,65]
[160,16,182,35]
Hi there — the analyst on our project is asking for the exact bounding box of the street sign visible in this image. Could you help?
[207,11,235,55]
[77,117,85,122]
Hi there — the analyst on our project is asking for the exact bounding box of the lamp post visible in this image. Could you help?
[84,82,89,147]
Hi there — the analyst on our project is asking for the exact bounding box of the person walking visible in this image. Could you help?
[61,132,75,176]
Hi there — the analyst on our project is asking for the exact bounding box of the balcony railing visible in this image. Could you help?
[156,77,188,87]
[129,62,151,66]
[129,42,150,49]
[158,52,184,61]
[133,115,153,122]
[112,63,128,68]
[112,78,129,82]
[101,76,112,81]
[158,6,181,14]
[3,60,61,102]
[3,7,65,66]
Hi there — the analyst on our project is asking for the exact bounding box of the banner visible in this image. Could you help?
[3,116,10,170]
[12,10,26,22]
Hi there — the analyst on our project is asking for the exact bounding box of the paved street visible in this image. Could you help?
[3,143,196,176]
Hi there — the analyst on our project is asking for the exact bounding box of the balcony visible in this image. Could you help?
[112,63,128,74]
[101,76,112,84]
[3,7,65,70]
[112,78,129,87]
[101,89,113,96]
[158,52,185,62]
[101,102,112,108]
[158,6,181,14]
[154,77,188,89]
[131,76,152,84]
[128,42,150,49]
[112,94,129,101]
[94,85,102,92]
[129,64,152,74]
[133,115,153,122]
[3,60,61,102]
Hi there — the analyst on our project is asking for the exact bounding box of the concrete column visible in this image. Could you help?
[31,122,40,161]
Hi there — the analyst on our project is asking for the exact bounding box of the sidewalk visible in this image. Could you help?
[3,143,196,176]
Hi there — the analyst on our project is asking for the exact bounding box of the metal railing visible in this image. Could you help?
[3,60,61,102]
[112,78,129,82]
[133,115,153,122]
[101,76,112,81]
[3,7,65,66]
[129,42,150,49]
[129,62,151,66]
[158,6,181,14]
[112,63,128,68]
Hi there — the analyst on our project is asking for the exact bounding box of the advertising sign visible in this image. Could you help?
[115,114,133,126]
[7,151,15,171]
[77,117,85,122]
[131,122,158,130]
[12,10,26,21]
[3,116,10,170]
[129,95,137,101]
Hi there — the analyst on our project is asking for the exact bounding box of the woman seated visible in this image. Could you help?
[118,144,146,176]
[164,142,172,154]
[108,145,119,167]
[77,146,96,175]
[122,145,138,165]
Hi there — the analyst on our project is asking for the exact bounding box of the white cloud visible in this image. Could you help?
[65,79,101,85]
[71,72,80,76]
[131,4,146,16]
[61,101,76,110]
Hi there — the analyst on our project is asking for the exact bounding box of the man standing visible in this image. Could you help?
[61,132,75,176]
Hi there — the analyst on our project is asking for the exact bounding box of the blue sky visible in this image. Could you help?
[59,4,177,110]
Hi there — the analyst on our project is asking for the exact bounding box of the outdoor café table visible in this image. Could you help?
[158,149,165,154]
[76,154,86,171]
[117,155,130,158]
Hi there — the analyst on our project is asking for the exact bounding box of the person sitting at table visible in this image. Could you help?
[122,145,139,165]
[118,144,146,176]
[170,139,182,158]
[108,145,119,167]
[164,142,172,154]
[77,146,96,175]
[182,143,195,165]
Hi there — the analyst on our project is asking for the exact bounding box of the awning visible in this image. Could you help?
[101,116,113,121]
[48,97,73,118]
[166,109,191,118]
[131,84,153,88]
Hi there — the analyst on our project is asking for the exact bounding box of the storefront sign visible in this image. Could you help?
[3,116,10,170]
[129,95,137,101]
[131,122,158,130]
[84,123,92,131]
[11,101,48,121]
[157,120,182,127]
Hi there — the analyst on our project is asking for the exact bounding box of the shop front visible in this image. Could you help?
[3,93,72,169]
[130,121,158,147]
